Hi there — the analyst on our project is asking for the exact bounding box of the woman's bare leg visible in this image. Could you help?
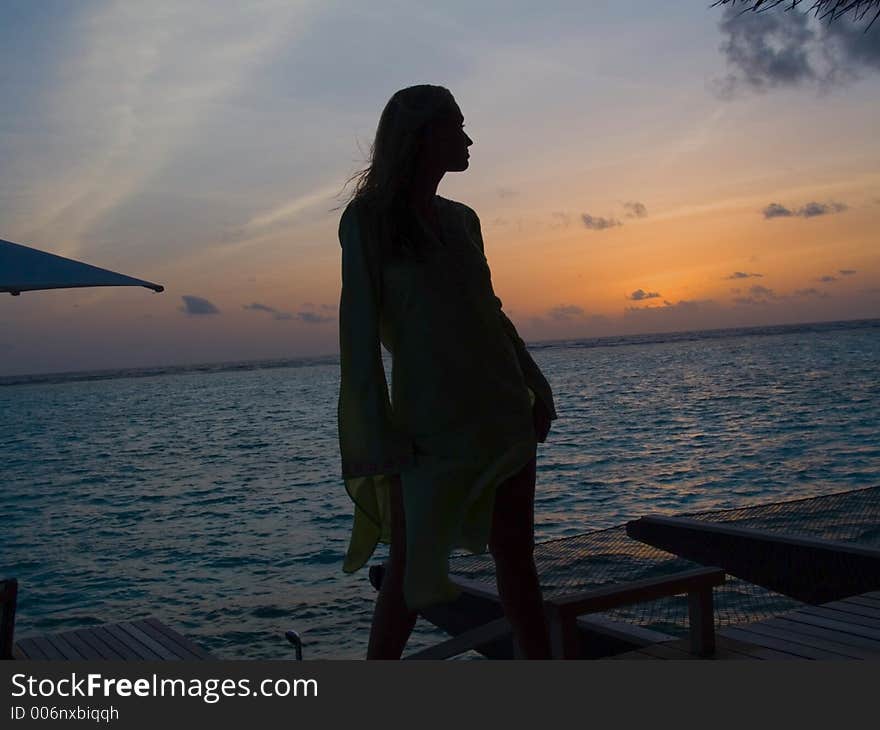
[489,454,551,659]
[366,475,418,659]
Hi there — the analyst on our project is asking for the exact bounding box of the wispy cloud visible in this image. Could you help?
[816,275,838,283]
[238,181,344,240]
[18,1,315,257]
[181,295,220,315]
[549,212,571,229]
[839,269,858,276]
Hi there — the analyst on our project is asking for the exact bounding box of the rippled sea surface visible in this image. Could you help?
[2,319,878,659]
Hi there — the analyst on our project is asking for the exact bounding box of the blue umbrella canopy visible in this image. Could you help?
[1,238,163,296]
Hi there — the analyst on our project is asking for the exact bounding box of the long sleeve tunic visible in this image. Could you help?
[337,193,558,610]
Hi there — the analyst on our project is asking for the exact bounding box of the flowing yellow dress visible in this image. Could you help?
[337,194,558,611]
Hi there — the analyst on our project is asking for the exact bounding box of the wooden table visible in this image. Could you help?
[13,617,216,660]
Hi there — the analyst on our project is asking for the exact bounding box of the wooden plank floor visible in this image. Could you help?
[606,590,880,661]
[13,617,215,660]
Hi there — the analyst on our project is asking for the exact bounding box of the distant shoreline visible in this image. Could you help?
[2,316,878,388]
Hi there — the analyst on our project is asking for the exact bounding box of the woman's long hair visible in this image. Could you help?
[332,84,456,261]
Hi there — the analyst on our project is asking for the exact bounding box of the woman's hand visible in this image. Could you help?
[532,398,552,443]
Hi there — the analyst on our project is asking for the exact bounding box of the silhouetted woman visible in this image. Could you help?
[335,84,558,659]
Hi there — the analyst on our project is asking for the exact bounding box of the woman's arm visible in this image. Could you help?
[337,200,414,478]
[464,205,559,425]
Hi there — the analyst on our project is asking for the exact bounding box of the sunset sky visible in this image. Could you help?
[2,1,878,376]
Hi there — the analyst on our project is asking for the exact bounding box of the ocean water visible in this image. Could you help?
[2,318,878,659]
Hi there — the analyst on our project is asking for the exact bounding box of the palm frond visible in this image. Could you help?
[711,0,880,31]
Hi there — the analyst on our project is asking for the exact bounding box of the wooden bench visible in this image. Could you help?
[13,618,216,660]
[2,576,214,661]
[542,566,725,659]
[382,566,725,660]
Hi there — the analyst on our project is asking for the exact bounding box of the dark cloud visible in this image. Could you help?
[824,12,880,72]
[296,310,334,324]
[816,275,838,283]
[624,298,719,318]
[243,302,293,321]
[714,5,817,95]
[497,187,518,199]
[581,213,621,231]
[734,284,778,305]
[623,201,648,218]
[839,269,857,275]
[724,271,763,279]
[621,298,739,338]
[526,311,611,335]
[794,287,830,298]
[245,301,332,323]
[245,302,335,323]
[799,201,847,217]
[762,200,847,218]
[749,284,776,298]
[627,289,662,301]
[763,202,793,218]
[547,304,586,321]
[181,295,219,315]
[713,7,880,96]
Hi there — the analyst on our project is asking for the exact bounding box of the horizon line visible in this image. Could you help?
[2,314,878,384]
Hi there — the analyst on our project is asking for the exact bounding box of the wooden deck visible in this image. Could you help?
[13,617,215,660]
[607,590,880,660]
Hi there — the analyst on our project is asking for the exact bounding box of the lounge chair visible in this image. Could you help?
[625,514,880,604]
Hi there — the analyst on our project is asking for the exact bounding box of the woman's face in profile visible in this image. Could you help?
[421,104,473,173]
